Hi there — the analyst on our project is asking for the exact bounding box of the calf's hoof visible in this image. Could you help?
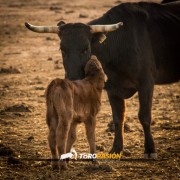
[60,162,68,170]
[52,164,59,171]
[144,153,157,159]
[60,165,68,170]
[92,159,99,165]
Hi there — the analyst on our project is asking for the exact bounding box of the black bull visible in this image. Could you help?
[25,2,180,158]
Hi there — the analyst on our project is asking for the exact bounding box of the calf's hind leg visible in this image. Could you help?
[56,118,71,170]
[48,118,58,170]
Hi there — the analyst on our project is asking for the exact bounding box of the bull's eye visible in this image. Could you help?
[60,48,66,56]
[61,50,66,56]
[81,48,88,55]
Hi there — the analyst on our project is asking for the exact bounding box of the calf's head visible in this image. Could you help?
[85,55,105,89]
[25,21,123,80]
[85,55,103,77]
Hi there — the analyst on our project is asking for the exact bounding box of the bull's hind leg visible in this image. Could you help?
[48,118,59,170]
[56,118,71,170]
[138,77,157,159]
[107,91,125,154]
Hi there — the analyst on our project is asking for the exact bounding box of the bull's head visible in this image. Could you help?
[25,21,123,80]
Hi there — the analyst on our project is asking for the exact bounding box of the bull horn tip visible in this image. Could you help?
[25,22,30,29]
[118,22,123,26]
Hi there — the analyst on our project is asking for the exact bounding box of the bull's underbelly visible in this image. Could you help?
[154,68,180,85]
[105,81,137,99]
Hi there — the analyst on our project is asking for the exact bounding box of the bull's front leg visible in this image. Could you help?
[138,76,157,159]
[107,90,125,154]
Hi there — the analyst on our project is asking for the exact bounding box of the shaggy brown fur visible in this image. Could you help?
[46,56,105,170]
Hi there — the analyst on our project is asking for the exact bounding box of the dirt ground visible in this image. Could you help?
[0,0,179,179]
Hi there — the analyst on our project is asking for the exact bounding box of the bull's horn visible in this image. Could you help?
[90,22,123,33]
[25,22,59,33]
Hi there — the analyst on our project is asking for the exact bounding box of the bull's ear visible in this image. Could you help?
[92,33,107,44]
[99,34,107,43]
[57,21,66,27]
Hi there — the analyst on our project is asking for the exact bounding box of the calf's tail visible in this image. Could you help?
[45,79,60,127]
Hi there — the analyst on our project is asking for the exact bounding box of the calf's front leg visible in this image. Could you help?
[66,121,78,154]
[85,116,96,161]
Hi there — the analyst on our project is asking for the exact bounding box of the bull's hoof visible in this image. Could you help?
[109,147,122,154]
[144,153,157,159]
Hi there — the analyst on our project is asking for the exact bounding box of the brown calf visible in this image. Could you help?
[46,56,105,170]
